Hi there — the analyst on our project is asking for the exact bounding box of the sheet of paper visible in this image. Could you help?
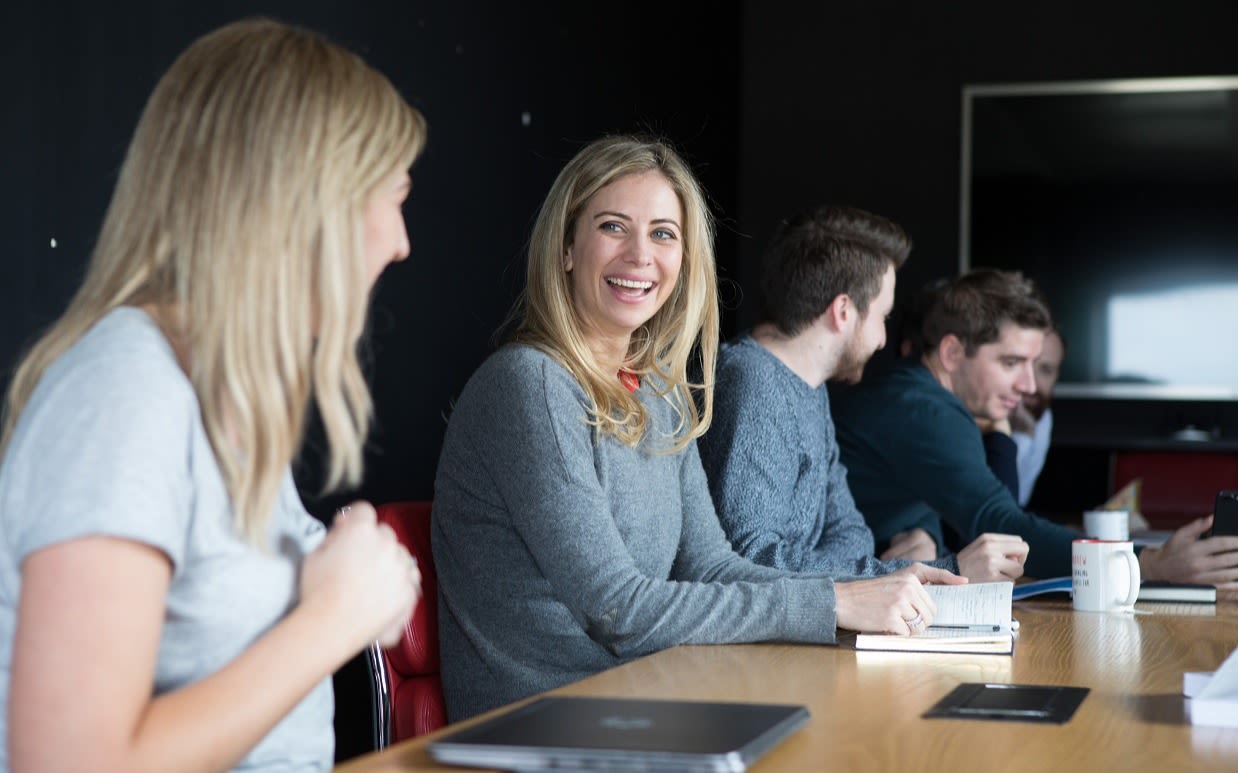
[1187,645,1238,727]
[1102,478,1149,531]
[1197,647,1238,700]
[927,582,1013,627]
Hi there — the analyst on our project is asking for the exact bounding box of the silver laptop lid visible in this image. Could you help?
[428,696,810,772]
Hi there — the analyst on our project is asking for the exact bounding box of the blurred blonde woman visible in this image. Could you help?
[431,135,961,722]
[1,19,425,773]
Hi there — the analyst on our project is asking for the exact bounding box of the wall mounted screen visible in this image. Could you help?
[961,76,1238,400]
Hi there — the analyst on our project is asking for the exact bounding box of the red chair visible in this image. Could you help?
[1112,452,1238,529]
[364,500,446,748]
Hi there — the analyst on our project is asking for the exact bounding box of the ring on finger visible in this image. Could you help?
[904,612,925,633]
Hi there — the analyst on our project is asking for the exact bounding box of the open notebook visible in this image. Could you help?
[427,696,810,772]
[854,582,1015,655]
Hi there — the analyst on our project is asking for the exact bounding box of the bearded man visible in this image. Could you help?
[698,207,1026,582]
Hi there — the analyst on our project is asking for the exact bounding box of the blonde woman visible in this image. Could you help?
[0,20,425,773]
[431,135,962,722]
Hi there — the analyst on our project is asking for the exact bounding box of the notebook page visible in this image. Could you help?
[926,582,1013,627]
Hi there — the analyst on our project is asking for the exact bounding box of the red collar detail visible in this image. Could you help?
[618,369,640,393]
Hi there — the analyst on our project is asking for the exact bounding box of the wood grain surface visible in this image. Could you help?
[335,598,1238,773]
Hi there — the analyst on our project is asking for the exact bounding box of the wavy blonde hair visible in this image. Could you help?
[510,135,719,452]
[1,19,427,545]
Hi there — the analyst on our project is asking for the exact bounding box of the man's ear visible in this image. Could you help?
[823,294,853,333]
[938,333,966,372]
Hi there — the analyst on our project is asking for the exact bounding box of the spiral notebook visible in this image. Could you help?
[427,696,810,772]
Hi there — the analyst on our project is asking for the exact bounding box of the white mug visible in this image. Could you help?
[1083,509,1130,541]
[1072,539,1140,612]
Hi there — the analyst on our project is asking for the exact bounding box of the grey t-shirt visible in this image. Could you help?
[0,307,332,772]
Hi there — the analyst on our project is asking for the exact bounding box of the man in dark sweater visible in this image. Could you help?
[835,269,1238,583]
[699,206,1027,581]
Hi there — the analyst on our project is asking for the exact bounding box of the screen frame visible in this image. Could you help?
[958,75,1238,402]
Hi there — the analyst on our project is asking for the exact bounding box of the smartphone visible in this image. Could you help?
[1208,489,1238,537]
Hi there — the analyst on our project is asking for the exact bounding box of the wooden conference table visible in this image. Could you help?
[336,597,1238,773]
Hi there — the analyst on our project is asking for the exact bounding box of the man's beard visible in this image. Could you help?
[1023,393,1051,420]
[832,328,873,385]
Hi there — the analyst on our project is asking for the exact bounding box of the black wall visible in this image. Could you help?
[4,0,743,508]
[737,1,1238,325]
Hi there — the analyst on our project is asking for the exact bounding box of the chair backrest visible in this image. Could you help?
[365,500,446,748]
[1113,451,1238,529]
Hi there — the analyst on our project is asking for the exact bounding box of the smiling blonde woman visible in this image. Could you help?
[431,135,962,722]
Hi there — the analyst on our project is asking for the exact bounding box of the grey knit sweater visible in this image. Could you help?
[431,344,842,721]
[699,334,960,576]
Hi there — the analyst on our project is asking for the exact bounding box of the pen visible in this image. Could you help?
[929,624,1001,632]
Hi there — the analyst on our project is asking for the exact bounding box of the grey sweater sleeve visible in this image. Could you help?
[434,347,839,665]
[673,437,845,588]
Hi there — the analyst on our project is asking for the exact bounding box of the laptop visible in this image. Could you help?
[427,696,810,772]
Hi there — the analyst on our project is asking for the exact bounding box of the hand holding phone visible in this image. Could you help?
[1206,489,1238,538]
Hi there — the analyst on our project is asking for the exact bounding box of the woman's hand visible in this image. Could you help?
[834,565,965,634]
[299,501,421,652]
[11,526,419,773]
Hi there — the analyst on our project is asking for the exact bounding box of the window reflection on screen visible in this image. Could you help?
[1108,283,1238,386]
[965,77,1238,397]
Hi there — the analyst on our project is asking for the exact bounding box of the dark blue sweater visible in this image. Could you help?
[832,359,1079,578]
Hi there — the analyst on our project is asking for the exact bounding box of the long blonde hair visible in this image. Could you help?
[1,19,427,544]
[511,135,719,452]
